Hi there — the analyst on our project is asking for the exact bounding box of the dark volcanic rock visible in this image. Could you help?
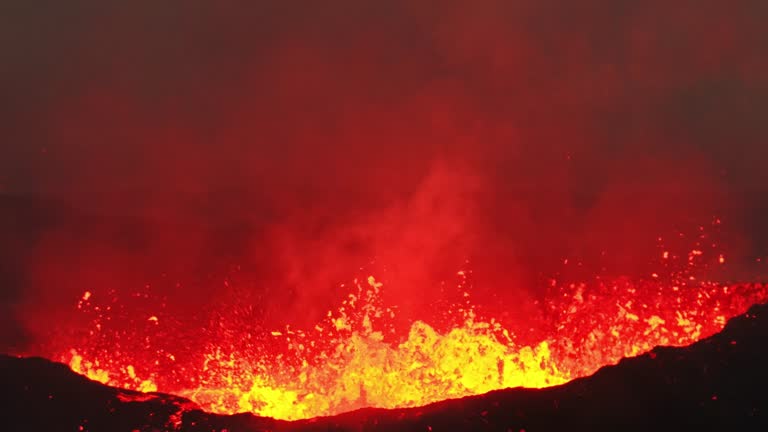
[3,301,768,431]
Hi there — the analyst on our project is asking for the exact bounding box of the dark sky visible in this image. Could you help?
[1,1,768,351]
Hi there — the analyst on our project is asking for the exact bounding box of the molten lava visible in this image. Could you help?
[44,225,768,421]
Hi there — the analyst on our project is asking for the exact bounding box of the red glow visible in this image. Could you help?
[4,2,768,424]
[35,223,768,420]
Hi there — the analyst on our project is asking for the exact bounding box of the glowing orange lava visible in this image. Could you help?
[49,225,768,421]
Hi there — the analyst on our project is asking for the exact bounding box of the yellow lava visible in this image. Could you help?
[63,275,768,421]
[182,320,567,420]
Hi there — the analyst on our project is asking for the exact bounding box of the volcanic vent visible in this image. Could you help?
[28,219,768,422]
[3,1,768,430]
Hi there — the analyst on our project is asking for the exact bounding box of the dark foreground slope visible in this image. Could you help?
[3,301,768,432]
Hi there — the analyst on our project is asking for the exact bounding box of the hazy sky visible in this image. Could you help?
[2,1,766,199]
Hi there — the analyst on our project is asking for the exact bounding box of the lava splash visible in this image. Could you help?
[59,275,768,421]
[39,224,768,421]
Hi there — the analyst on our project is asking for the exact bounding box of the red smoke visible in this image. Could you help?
[1,0,767,352]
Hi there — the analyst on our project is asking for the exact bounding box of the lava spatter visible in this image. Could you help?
[47,224,768,420]
[58,272,768,420]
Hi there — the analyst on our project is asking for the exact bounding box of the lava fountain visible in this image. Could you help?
[44,222,768,421]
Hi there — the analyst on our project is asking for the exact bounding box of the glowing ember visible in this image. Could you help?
[58,276,768,420]
[43,224,768,421]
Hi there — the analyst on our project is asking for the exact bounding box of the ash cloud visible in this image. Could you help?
[1,1,768,350]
